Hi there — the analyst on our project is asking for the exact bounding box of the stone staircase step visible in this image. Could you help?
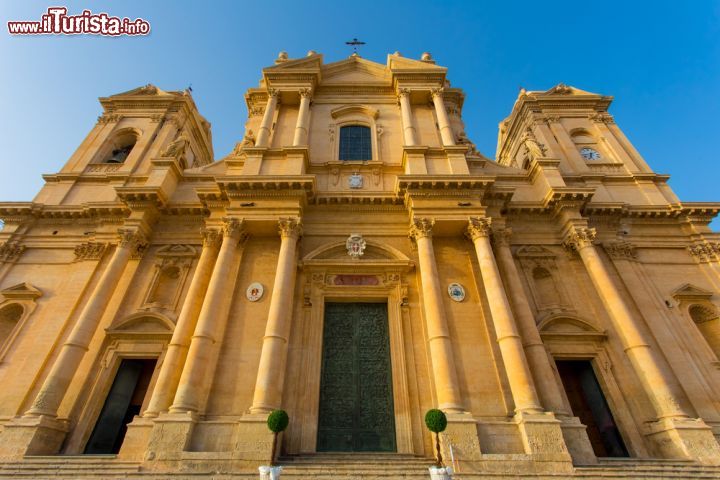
[0,454,719,480]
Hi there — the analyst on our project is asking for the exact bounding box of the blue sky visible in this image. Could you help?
[1,1,719,229]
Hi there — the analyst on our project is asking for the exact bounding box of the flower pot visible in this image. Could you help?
[428,465,453,480]
[258,465,283,480]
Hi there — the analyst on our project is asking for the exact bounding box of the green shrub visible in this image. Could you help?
[424,409,447,433]
[267,409,289,433]
[267,409,289,466]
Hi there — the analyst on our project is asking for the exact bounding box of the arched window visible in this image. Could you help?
[103,131,138,164]
[0,303,23,349]
[339,125,372,161]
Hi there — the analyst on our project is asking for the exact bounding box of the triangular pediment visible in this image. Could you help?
[532,83,598,97]
[110,84,180,97]
[387,54,446,72]
[515,245,555,257]
[264,53,323,72]
[322,57,391,84]
[156,244,197,257]
[672,283,715,301]
[1,282,42,300]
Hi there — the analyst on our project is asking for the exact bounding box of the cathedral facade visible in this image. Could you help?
[0,51,719,478]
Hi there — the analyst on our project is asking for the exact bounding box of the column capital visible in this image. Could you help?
[267,88,280,98]
[221,217,248,242]
[201,227,222,248]
[117,228,147,253]
[0,241,26,263]
[409,217,434,240]
[299,87,312,98]
[278,217,302,240]
[430,87,444,98]
[397,87,412,98]
[688,242,720,263]
[493,227,513,247]
[563,226,597,252]
[466,216,492,241]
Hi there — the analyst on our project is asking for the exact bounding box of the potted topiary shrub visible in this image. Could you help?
[258,409,289,480]
[425,409,453,480]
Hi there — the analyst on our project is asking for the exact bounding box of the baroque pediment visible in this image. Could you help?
[1,282,42,300]
[264,53,323,72]
[672,283,714,301]
[110,84,181,97]
[538,315,606,340]
[322,57,391,84]
[108,312,174,336]
[515,245,555,257]
[303,240,410,263]
[156,244,197,258]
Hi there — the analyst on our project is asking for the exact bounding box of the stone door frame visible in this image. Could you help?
[297,258,416,454]
[539,316,648,458]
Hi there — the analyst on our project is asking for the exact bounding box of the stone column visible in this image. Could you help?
[564,227,688,418]
[565,226,720,465]
[143,229,222,417]
[255,89,279,148]
[410,218,464,412]
[292,88,312,146]
[25,228,145,417]
[169,219,247,414]
[250,218,302,413]
[431,88,456,146]
[492,227,568,415]
[398,88,417,146]
[467,218,543,414]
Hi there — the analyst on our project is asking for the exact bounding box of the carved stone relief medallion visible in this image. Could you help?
[246,282,264,302]
[348,173,363,189]
[448,283,465,302]
[346,233,367,258]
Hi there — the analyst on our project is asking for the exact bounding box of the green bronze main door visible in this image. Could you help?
[317,302,396,452]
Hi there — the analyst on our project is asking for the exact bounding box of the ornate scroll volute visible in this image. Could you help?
[562,226,597,253]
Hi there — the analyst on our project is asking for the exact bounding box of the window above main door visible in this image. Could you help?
[339,125,372,161]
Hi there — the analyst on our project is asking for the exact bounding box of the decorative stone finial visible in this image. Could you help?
[421,52,433,61]
[393,51,402,56]
[275,51,288,64]
[307,50,317,56]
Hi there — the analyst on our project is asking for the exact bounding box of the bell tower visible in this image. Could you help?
[496,83,655,176]
[34,84,213,207]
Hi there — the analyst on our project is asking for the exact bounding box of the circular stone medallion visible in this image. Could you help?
[448,283,465,302]
[246,282,264,302]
